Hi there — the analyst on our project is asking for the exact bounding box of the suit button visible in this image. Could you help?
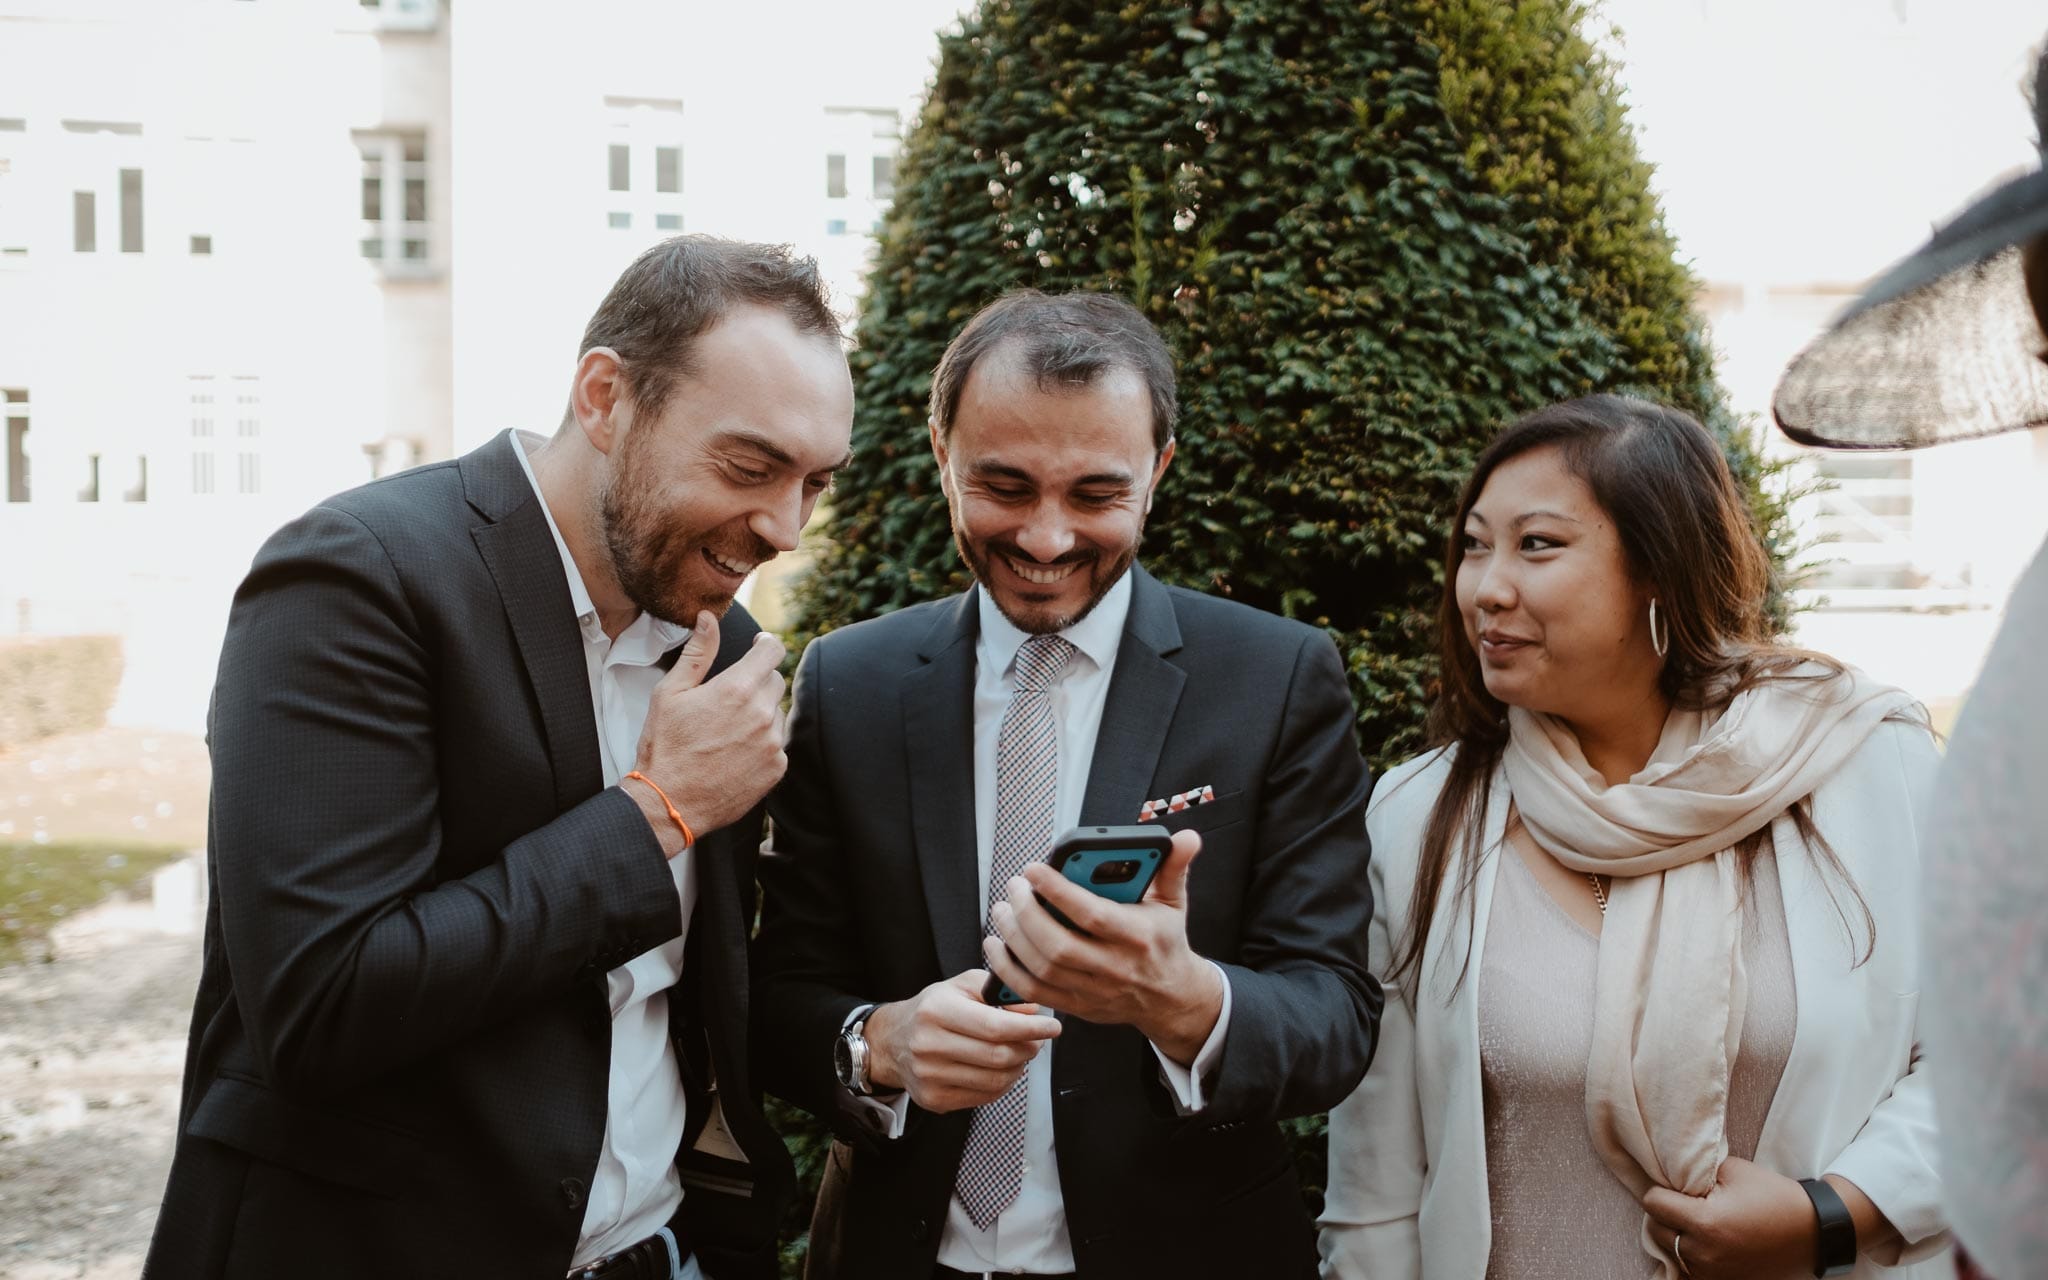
[560,1177,585,1210]
[910,1217,929,1243]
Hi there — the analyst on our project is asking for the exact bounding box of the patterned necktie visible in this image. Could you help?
[955,632,1076,1231]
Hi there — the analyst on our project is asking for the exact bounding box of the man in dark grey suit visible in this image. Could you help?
[145,237,853,1279]
[754,291,1381,1279]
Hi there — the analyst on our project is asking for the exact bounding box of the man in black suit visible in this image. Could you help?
[144,237,853,1279]
[754,291,1381,1279]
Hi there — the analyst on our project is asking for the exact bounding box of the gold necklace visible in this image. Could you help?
[1586,873,1609,915]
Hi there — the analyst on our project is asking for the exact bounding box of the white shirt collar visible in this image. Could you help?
[975,567,1134,680]
[510,430,691,655]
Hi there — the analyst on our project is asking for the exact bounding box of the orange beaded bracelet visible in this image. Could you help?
[624,771,695,849]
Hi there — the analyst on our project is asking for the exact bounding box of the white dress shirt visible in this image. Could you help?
[858,570,1233,1274]
[514,434,704,1276]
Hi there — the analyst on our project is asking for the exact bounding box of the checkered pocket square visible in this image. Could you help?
[1138,784,1217,822]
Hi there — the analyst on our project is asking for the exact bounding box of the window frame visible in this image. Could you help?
[356,131,432,273]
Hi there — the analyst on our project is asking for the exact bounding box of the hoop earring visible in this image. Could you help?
[1648,598,1670,659]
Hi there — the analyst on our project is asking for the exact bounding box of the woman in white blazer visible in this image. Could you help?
[1318,396,1949,1280]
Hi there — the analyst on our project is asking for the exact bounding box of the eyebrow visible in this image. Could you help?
[711,429,852,473]
[1465,509,1585,529]
[967,459,1137,487]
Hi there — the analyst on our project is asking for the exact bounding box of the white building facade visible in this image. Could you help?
[0,0,950,729]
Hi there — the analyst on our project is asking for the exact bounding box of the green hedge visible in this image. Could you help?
[0,635,124,751]
[773,0,1791,1270]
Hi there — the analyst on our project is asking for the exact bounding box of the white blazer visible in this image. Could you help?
[1319,719,1951,1279]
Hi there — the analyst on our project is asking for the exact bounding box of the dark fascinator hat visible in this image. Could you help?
[1774,44,2048,449]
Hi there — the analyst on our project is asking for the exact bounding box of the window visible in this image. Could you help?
[233,376,261,495]
[189,376,216,495]
[356,0,437,29]
[119,167,143,252]
[0,119,26,258]
[4,388,26,503]
[188,376,262,496]
[63,120,144,255]
[1802,450,1940,599]
[190,235,212,255]
[122,456,146,504]
[73,191,95,252]
[822,107,901,240]
[77,453,99,503]
[603,98,684,240]
[357,132,429,266]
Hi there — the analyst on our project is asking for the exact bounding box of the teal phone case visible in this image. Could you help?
[985,842,1165,1005]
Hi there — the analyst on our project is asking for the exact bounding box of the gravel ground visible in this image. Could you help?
[0,728,211,1280]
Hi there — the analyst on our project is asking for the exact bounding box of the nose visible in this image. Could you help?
[1471,555,1516,613]
[1012,501,1077,564]
[749,483,806,555]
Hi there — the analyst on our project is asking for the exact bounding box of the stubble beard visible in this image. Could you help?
[955,525,1141,636]
[598,438,768,626]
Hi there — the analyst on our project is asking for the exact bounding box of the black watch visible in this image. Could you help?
[1798,1177,1857,1277]
[834,1003,880,1096]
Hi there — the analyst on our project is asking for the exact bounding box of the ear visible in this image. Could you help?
[1143,438,1176,514]
[570,347,628,456]
[928,418,954,498]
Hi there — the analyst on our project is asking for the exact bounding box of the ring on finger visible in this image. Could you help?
[1673,1233,1690,1277]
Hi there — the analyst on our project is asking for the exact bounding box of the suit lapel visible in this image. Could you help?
[1080,568,1186,825]
[903,590,984,976]
[465,431,603,812]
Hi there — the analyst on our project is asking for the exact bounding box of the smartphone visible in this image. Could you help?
[981,824,1174,1007]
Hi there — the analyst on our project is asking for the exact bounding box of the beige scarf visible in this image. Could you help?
[1501,664,1916,1266]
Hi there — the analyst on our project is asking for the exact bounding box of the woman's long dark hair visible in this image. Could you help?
[1389,394,1888,989]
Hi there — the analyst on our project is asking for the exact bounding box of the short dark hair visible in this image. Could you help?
[576,235,842,420]
[928,290,1178,449]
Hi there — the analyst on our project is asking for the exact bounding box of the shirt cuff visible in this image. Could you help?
[839,1002,911,1140]
[848,1085,913,1140]
[1149,961,1232,1114]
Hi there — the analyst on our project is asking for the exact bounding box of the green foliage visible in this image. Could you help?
[0,839,186,966]
[776,0,1792,1270]
[769,1095,831,1275]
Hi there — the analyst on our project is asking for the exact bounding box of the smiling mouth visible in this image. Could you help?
[1004,555,1084,586]
[703,548,758,578]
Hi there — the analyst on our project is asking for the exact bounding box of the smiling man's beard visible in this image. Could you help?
[598,441,773,626]
[955,528,1141,636]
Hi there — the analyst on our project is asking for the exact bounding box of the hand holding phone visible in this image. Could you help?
[982,825,1172,1006]
[982,825,1222,1061]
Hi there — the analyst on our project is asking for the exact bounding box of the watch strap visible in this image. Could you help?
[1798,1177,1857,1277]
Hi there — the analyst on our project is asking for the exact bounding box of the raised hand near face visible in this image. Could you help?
[623,609,788,855]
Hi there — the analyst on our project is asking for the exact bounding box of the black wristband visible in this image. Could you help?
[1798,1177,1857,1277]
